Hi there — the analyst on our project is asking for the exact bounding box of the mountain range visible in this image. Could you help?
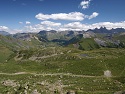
[87,27,125,34]
[0,27,125,51]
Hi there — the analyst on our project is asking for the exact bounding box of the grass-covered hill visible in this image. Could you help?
[67,37,100,50]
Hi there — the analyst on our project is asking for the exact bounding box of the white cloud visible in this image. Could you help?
[19,22,23,24]
[35,12,85,21]
[59,22,89,31]
[64,22,83,30]
[24,25,52,32]
[41,21,61,27]
[26,21,31,25]
[88,12,99,19]
[80,0,91,9]
[24,25,39,32]
[0,26,9,31]
[36,12,99,21]
[24,21,62,32]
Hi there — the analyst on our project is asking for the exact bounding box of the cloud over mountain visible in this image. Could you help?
[41,21,61,27]
[0,26,9,31]
[20,21,125,33]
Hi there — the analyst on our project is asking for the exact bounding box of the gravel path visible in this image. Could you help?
[0,72,104,78]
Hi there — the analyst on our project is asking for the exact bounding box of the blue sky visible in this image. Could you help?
[0,0,125,33]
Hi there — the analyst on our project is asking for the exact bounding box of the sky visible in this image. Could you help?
[0,0,125,34]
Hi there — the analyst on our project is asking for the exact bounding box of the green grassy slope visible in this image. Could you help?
[0,45,13,63]
[79,38,100,50]
[67,38,100,50]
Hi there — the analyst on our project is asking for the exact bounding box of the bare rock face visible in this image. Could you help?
[94,38,106,46]
[104,70,112,77]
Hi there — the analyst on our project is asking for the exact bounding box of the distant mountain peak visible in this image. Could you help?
[87,27,125,34]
